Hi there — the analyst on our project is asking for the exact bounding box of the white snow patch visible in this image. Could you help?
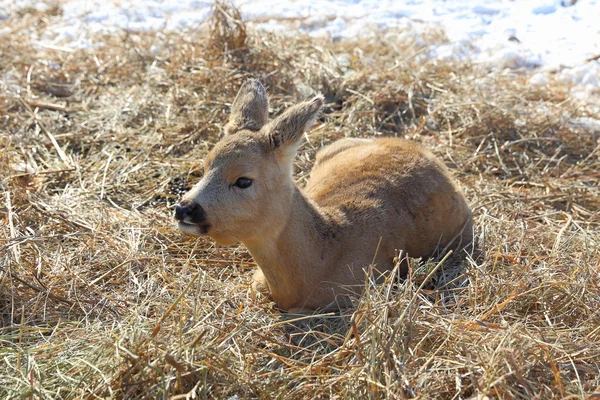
[532,4,557,15]
[569,117,600,133]
[529,73,549,86]
[472,5,501,16]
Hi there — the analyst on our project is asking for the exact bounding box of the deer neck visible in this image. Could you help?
[242,186,333,306]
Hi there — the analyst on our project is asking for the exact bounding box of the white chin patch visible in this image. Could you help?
[177,222,205,236]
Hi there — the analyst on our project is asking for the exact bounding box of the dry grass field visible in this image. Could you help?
[1,3,599,399]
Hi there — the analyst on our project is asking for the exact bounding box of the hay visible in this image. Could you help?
[1,2,599,399]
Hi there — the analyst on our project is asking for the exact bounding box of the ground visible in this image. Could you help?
[1,3,599,399]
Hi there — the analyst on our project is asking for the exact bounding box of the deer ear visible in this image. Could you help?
[264,95,324,158]
[224,79,269,136]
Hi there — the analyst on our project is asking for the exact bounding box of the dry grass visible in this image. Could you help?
[1,2,600,399]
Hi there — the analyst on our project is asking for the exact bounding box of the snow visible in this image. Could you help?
[1,0,598,111]
[570,117,600,133]
[531,4,558,15]
[530,73,550,86]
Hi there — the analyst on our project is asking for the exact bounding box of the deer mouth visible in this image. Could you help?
[177,221,211,236]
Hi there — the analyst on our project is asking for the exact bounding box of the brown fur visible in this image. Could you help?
[176,80,472,311]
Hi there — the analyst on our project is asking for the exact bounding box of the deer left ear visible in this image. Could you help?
[264,95,324,155]
[224,79,269,136]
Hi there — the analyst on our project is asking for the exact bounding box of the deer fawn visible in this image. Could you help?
[175,80,472,312]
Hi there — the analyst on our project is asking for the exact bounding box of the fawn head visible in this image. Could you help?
[174,80,323,245]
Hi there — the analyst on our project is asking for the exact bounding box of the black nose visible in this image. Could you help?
[174,200,206,223]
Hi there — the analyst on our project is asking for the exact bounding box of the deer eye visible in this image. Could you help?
[234,177,253,189]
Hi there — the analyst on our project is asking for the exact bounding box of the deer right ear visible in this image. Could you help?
[224,79,269,136]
